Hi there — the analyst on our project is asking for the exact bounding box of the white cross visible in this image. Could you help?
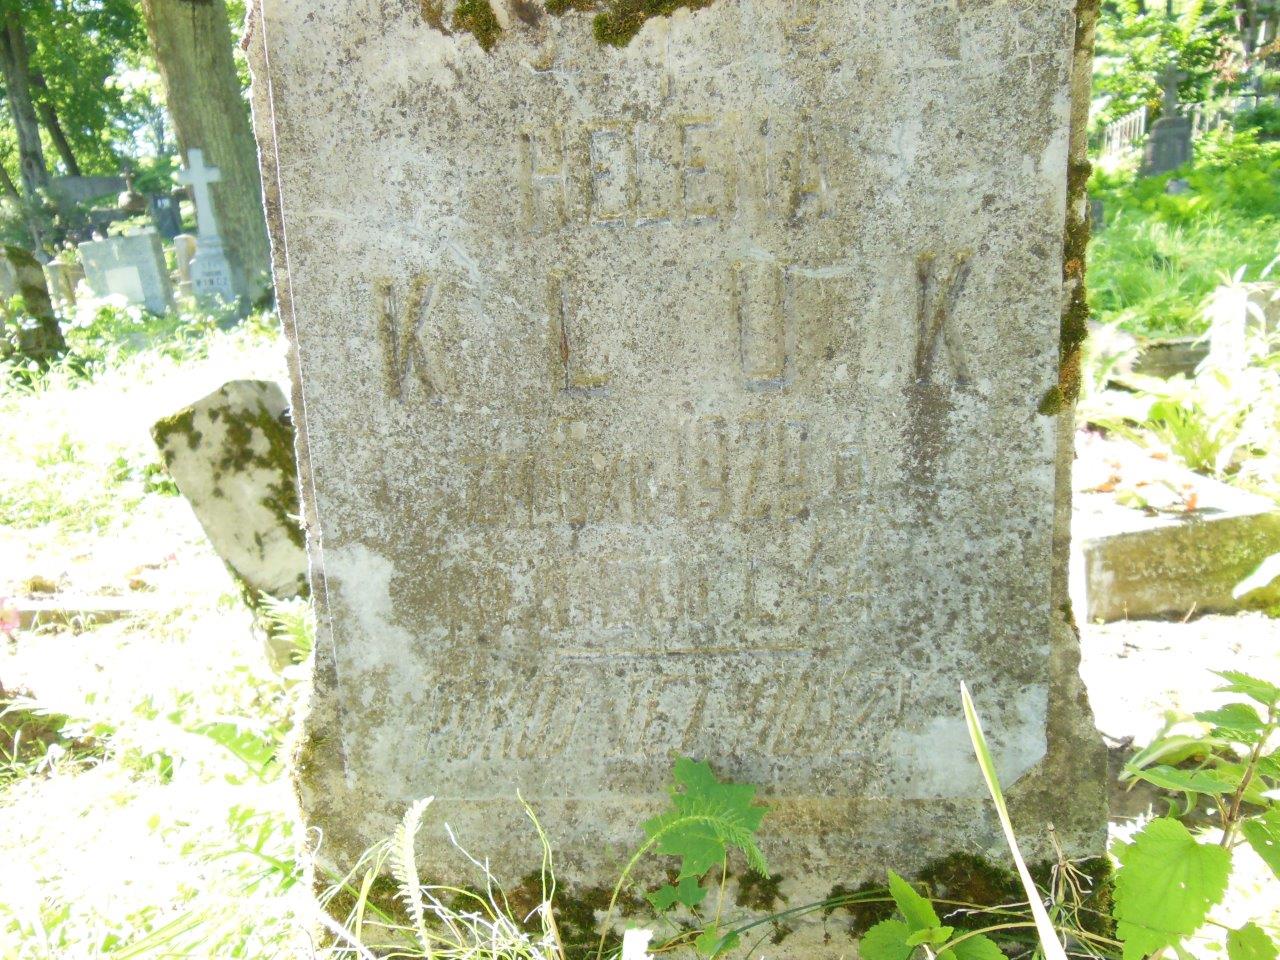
[176,148,222,241]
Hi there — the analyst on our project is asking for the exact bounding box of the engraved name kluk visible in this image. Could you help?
[375,252,971,401]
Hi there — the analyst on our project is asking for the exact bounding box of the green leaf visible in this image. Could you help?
[942,934,1008,960]
[190,721,279,780]
[676,875,707,908]
[887,870,940,932]
[1215,671,1280,710]
[693,923,739,958]
[1114,817,1232,960]
[1228,923,1279,960]
[1213,762,1272,806]
[1127,733,1215,773]
[647,876,706,911]
[860,919,914,960]
[646,885,678,911]
[1241,809,1280,881]
[906,926,953,947]
[1128,764,1236,794]
[1196,702,1266,735]
[642,757,768,881]
[960,684,1068,960]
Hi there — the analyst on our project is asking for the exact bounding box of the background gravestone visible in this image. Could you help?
[177,149,239,309]
[149,193,184,240]
[78,232,174,314]
[173,234,198,299]
[248,0,1106,907]
[0,245,65,369]
[1142,65,1193,176]
[43,254,84,311]
[151,379,308,604]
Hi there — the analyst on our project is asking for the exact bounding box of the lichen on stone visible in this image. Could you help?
[593,0,714,46]
[454,0,502,51]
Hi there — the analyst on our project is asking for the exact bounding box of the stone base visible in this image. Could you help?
[1072,434,1280,621]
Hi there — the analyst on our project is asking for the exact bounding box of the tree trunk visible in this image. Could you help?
[0,11,49,199]
[140,0,270,303]
[31,73,81,177]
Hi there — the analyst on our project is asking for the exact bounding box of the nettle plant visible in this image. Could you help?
[321,672,1280,960]
[1115,670,1280,960]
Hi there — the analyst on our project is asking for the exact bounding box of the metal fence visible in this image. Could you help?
[1099,106,1147,160]
[1098,93,1278,161]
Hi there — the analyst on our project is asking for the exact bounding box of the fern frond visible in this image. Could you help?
[390,795,435,952]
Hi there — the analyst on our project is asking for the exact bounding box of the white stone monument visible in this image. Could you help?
[173,233,198,299]
[177,149,238,307]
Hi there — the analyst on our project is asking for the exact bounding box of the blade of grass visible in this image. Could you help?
[961,681,1068,960]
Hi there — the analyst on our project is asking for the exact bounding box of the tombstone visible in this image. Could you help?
[42,254,84,311]
[247,0,1107,912]
[151,380,308,603]
[1073,433,1280,621]
[149,193,184,240]
[1141,64,1193,176]
[177,149,239,308]
[77,232,173,314]
[117,173,148,217]
[47,175,126,209]
[0,245,64,367]
[173,233,198,298]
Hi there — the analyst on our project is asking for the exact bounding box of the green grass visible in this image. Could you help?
[1090,131,1280,338]
[0,302,308,956]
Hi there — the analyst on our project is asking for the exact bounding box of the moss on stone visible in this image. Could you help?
[214,400,306,552]
[823,880,893,937]
[455,0,502,51]
[592,0,714,46]
[735,868,785,912]
[151,407,201,453]
[419,0,449,31]
[823,853,1113,946]
[1040,157,1092,418]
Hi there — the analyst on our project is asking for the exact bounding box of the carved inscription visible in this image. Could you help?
[731,261,792,390]
[418,666,913,762]
[547,271,610,394]
[376,274,450,401]
[913,252,972,386]
[519,113,833,232]
[427,416,836,529]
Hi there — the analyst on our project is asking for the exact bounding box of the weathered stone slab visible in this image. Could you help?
[151,380,307,603]
[77,232,173,315]
[248,0,1105,903]
[1130,336,1208,379]
[1073,434,1280,622]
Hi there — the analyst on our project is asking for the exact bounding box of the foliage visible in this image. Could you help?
[1089,132,1280,337]
[1092,0,1240,128]
[860,872,1005,960]
[1,0,154,177]
[1114,670,1280,959]
[1236,102,1280,140]
[1080,263,1280,498]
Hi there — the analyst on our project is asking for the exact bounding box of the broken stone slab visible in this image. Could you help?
[1072,434,1280,622]
[151,380,307,604]
[9,595,189,630]
[1129,336,1208,379]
